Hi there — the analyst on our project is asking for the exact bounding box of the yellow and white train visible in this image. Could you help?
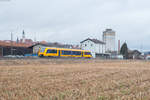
[38,47,92,58]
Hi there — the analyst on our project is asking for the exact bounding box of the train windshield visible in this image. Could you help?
[40,48,46,53]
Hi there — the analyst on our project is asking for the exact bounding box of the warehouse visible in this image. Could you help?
[0,41,32,57]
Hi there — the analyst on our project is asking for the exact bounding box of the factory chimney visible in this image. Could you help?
[118,40,120,54]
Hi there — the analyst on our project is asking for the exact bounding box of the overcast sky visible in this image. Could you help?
[0,0,150,51]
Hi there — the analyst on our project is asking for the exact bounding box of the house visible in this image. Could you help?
[80,38,106,58]
[128,50,141,59]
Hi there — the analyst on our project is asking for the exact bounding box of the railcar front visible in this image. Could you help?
[44,48,59,57]
[38,47,46,57]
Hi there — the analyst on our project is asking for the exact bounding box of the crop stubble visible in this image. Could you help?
[0,59,150,100]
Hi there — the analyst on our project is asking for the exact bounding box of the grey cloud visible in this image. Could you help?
[0,0,150,50]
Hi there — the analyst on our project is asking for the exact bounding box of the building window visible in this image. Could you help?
[91,44,93,46]
[85,44,87,46]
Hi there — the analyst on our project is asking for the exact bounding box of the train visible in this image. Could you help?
[38,47,92,58]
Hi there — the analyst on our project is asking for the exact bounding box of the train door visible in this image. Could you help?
[58,50,61,57]
[82,51,83,57]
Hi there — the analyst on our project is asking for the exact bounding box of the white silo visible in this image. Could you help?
[103,29,116,52]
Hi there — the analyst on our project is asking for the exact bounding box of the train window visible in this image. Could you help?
[72,51,81,55]
[47,49,57,53]
[61,50,72,55]
[84,52,91,55]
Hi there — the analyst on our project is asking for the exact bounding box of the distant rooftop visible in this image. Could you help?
[0,40,32,47]
[80,38,105,44]
[103,29,115,33]
[28,42,79,49]
[106,29,112,31]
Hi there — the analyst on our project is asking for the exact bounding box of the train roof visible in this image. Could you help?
[44,47,91,52]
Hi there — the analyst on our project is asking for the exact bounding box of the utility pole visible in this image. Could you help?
[2,47,3,57]
[11,32,13,55]
[34,33,37,43]
[118,40,120,54]
[140,43,143,53]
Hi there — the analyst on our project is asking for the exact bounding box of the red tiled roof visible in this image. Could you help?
[0,41,32,47]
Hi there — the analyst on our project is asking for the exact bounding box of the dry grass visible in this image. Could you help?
[0,59,150,100]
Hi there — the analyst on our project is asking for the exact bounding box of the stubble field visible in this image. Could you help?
[0,59,150,100]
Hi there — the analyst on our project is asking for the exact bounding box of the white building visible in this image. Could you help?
[103,29,116,52]
[80,38,105,58]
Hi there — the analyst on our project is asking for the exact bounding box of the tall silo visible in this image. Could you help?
[103,29,116,52]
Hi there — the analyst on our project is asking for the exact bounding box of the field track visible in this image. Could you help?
[0,59,150,100]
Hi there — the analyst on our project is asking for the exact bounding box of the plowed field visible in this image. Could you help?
[0,59,150,100]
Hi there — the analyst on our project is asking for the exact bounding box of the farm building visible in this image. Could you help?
[0,41,32,57]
